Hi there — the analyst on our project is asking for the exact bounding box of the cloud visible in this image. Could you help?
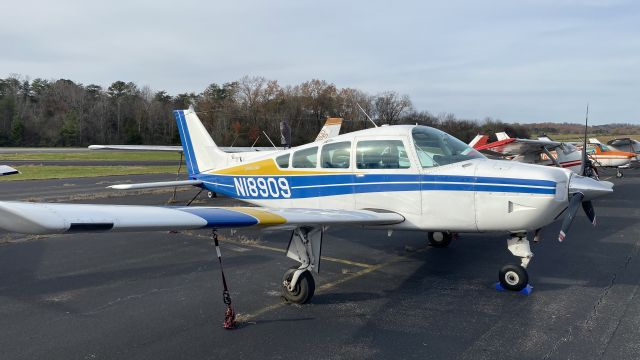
[1,0,639,123]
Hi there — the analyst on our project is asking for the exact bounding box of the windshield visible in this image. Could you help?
[412,126,485,167]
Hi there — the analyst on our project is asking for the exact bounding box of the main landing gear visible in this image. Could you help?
[498,232,533,291]
[616,168,624,178]
[281,226,323,304]
[428,231,453,248]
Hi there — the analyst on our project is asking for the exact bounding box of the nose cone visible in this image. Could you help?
[569,175,614,201]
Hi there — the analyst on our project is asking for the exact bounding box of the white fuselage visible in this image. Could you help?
[197,126,573,233]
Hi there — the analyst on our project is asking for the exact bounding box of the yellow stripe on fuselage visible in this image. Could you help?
[211,158,349,176]
[234,207,287,225]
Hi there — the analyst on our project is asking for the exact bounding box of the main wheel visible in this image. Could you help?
[498,264,529,291]
[207,191,217,198]
[428,232,452,248]
[616,172,623,178]
[281,267,315,304]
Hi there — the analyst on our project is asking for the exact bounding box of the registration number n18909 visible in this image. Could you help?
[233,177,291,198]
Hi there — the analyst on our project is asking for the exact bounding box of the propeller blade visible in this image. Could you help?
[581,105,589,176]
[558,192,584,242]
[582,200,596,226]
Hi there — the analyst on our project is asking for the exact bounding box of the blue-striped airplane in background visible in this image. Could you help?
[0,107,613,303]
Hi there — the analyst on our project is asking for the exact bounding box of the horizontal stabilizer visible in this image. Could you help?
[108,180,203,190]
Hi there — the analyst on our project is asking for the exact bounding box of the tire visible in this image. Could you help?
[428,232,452,248]
[499,264,529,291]
[616,172,623,178]
[281,267,315,304]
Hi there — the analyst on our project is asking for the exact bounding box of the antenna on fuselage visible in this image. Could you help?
[356,103,378,128]
[262,131,278,149]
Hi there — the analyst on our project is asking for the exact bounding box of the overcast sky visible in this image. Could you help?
[2,0,639,124]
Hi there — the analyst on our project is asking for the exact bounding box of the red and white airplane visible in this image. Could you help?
[469,132,584,173]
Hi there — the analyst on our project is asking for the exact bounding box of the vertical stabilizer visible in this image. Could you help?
[315,118,343,141]
[469,134,489,148]
[495,132,510,141]
[173,107,231,175]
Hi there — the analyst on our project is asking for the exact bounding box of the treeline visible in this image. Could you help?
[522,122,640,136]
[0,75,531,147]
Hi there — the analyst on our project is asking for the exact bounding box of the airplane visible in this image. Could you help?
[470,132,635,179]
[88,117,343,153]
[0,165,19,176]
[0,107,613,307]
[469,132,586,174]
[581,139,636,178]
[605,137,640,161]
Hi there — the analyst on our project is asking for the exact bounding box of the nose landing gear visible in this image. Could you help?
[498,232,533,292]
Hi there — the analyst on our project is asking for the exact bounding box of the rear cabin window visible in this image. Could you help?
[292,147,318,168]
[321,142,351,168]
[276,154,290,168]
[356,140,410,169]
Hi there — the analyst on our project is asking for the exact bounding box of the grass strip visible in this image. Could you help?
[1,165,183,181]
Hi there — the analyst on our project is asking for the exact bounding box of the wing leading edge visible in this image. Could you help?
[0,201,404,235]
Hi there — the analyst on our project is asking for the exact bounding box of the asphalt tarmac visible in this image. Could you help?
[0,170,639,359]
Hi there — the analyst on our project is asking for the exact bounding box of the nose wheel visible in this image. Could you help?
[499,232,534,292]
[281,267,315,304]
[498,264,529,291]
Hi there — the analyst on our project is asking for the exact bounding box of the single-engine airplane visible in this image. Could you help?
[88,117,343,153]
[605,137,640,161]
[470,132,585,173]
[585,138,637,178]
[0,108,613,304]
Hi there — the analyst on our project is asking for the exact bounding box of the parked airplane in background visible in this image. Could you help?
[0,108,613,306]
[0,165,19,176]
[582,139,636,178]
[471,132,636,178]
[89,117,343,153]
[605,137,640,160]
[469,132,584,173]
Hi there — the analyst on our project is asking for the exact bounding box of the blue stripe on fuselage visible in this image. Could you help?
[194,173,556,199]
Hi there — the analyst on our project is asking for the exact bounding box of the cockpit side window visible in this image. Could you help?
[292,147,318,168]
[276,154,290,168]
[412,126,484,168]
[356,140,410,169]
[321,142,351,169]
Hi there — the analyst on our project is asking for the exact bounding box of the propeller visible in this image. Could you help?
[557,105,610,242]
[558,192,584,242]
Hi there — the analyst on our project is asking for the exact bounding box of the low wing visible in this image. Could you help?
[0,201,405,235]
[0,165,19,176]
[474,138,564,158]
